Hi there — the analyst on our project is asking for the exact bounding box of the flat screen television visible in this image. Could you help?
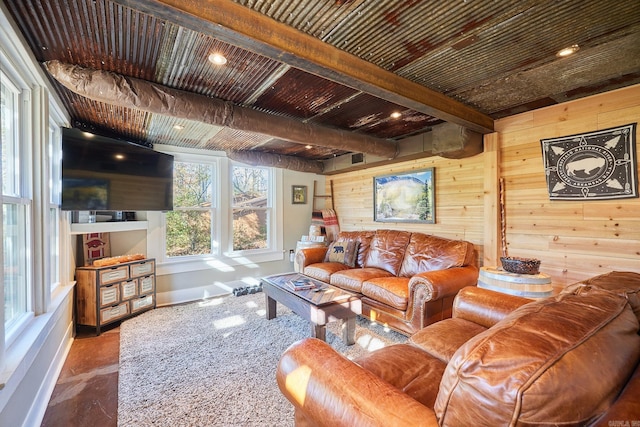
[61,127,174,211]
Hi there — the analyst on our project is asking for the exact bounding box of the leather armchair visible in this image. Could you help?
[277,276,640,426]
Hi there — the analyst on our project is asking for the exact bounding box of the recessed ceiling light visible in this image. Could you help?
[556,44,579,57]
[208,53,227,65]
[305,144,312,149]
[173,124,185,130]
[390,112,402,119]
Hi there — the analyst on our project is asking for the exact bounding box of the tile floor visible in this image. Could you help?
[40,325,120,427]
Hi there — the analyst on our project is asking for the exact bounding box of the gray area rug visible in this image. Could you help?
[118,292,407,426]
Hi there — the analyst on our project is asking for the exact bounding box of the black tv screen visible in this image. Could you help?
[61,127,174,211]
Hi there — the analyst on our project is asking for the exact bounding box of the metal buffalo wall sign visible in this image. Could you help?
[541,123,638,200]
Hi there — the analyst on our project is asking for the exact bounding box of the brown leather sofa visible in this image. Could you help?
[277,272,640,426]
[296,229,478,335]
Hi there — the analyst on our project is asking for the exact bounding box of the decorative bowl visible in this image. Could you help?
[500,256,541,275]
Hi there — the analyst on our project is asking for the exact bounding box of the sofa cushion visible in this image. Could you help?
[409,318,487,363]
[335,230,375,268]
[355,344,447,409]
[364,230,411,275]
[303,262,351,283]
[362,277,410,311]
[571,271,640,324]
[330,268,393,293]
[399,233,474,278]
[435,286,640,426]
[324,240,359,267]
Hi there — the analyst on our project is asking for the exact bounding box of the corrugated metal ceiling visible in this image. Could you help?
[4,0,640,165]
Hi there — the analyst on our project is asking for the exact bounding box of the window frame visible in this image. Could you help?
[1,72,21,197]
[147,145,283,276]
[229,162,274,255]
[165,155,219,260]
[1,69,33,346]
[48,124,62,292]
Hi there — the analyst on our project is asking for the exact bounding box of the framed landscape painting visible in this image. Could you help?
[374,168,435,223]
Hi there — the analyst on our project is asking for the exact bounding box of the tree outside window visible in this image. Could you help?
[165,162,214,257]
[165,161,273,258]
[232,166,269,251]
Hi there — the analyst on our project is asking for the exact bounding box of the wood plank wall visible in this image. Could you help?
[495,84,640,285]
[328,84,640,287]
[327,154,486,263]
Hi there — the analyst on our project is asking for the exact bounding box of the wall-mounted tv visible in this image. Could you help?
[61,127,174,211]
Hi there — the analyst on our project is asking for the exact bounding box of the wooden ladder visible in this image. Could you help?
[312,180,334,211]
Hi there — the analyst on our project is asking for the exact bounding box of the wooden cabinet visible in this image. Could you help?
[75,258,156,334]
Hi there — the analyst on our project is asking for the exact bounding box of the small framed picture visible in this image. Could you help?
[292,185,307,204]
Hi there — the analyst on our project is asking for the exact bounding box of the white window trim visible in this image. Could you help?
[2,69,34,348]
[227,162,276,256]
[48,124,63,293]
[169,152,220,257]
[147,145,284,276]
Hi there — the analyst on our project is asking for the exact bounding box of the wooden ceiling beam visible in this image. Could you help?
[111,0,494,134]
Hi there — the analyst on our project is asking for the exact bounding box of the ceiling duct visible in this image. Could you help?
[323,123,484,174]
[431,122,483,159]
[44,60,399,160]
[227,150,323,174]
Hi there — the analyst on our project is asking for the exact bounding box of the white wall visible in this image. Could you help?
[103,169,325,305]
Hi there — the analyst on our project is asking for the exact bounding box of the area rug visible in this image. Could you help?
[118,292,407,426]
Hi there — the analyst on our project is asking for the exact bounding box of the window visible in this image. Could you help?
[1,72,19,194]
[165,161,216,257]
[1,71,31,339]
[48,124,61,290]
[0,10,71,403]
[154,148,283,270]
[232,165,270,251]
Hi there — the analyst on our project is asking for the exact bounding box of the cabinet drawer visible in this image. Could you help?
[131,294,154,312]
[100,303,129,323]
[99,265,129,284]
[139,275,155,295]
[130,260,155,278]
[100,285,120,307]
[120,279,138,300]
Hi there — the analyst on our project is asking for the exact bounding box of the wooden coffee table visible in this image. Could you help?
[261,272,361,345]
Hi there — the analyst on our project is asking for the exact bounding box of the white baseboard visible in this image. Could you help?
[23,313,74,427]
[156,282,232,307]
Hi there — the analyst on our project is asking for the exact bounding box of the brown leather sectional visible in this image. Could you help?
[277,272,640,426]
[296,229,479,335]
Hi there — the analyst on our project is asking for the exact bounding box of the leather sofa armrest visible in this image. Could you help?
[409,265,479,300]
[403,266,480,331]
[277,338,439,427]
[453,286,531,328]
[296,247,328,270]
